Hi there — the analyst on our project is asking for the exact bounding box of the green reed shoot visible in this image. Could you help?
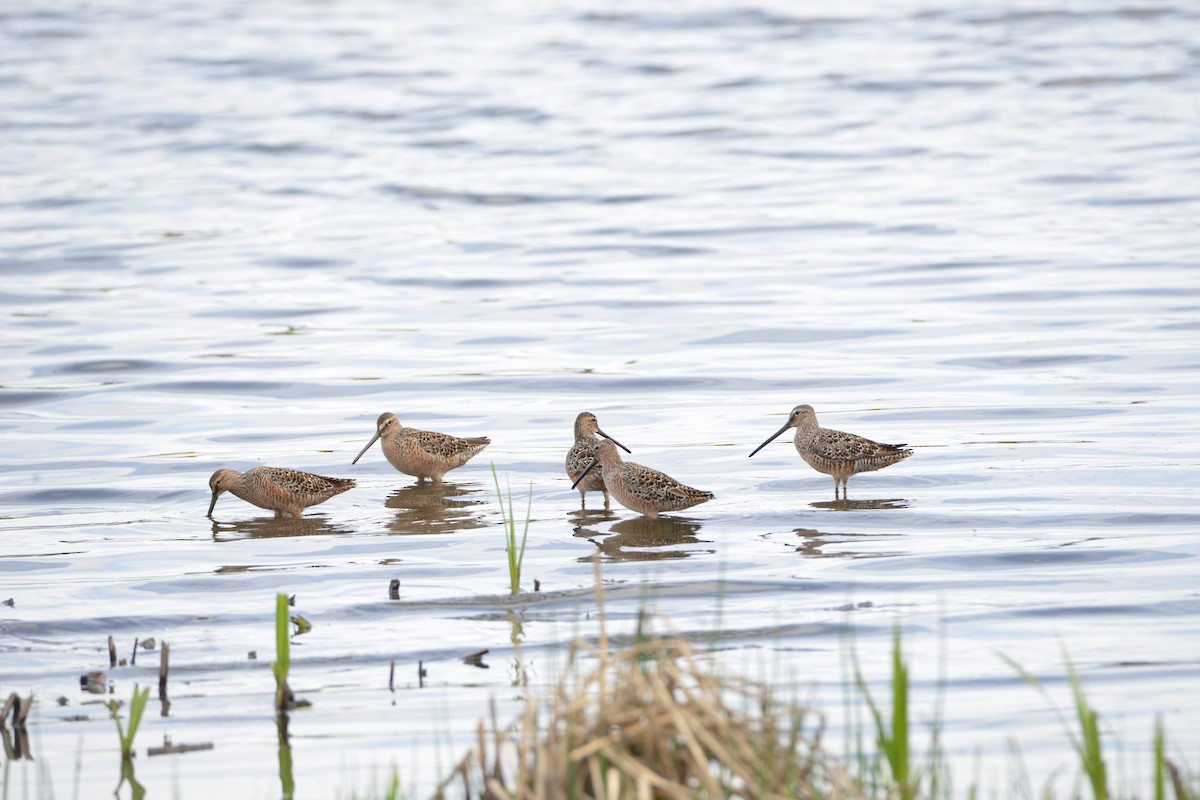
[1068,654,1108,800]
[1152,716,1197,800]
[1155,716,1166,800]
[854,625,913,800]
[273,593,291,712]
[1002,646,1108,800]
[110,684,150,760]
[380,769,402,800]
[346,768,403,800]
[491,464,530,594]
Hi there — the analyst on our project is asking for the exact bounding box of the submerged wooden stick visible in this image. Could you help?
[148,741,214,757]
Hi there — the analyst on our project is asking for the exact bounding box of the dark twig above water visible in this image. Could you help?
[159,642,170,717]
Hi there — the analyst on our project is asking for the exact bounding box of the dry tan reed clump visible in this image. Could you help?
[436,609,865,800]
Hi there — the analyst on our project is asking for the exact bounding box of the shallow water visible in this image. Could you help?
[2,0,1199,796]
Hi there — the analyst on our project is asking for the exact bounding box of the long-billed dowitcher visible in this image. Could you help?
[565,411,631,509]
[748,404,912,499]
[207,467,355,519]
[572,439,713,518]
[352,412,490,483]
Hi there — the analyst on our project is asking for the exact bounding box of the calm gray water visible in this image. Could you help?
[2,0,1199,797]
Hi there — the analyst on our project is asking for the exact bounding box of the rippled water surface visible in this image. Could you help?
[3,0,1199,797]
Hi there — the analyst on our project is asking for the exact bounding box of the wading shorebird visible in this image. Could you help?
[748,404,912,499]
[207,467,355,519]
[352,412,490,483]
[572,439,713,518]
[565,411,631,509]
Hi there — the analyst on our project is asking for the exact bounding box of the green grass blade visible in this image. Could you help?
[385,769,401,800]
[999,652,1081,755]
[491,464,529,594]
[928,610,950,800]
[273,593,291,709]
[111,685,150,758]
[853,653,886,747]
[506,481,517,589]
[110,701,128,751]
[1154,716,1165,800]
[125,686,150,753]
[891,626,910,798]
[491,464,513,589]
[1001,648,1109,800]
[851,624,912,799]
[518,482,532,566]
[852,642,892,794]
[1063,650,1107,800]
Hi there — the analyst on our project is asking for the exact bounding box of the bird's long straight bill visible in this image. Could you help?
[571,459,598,489]
[596,428,631,454]
[352,431,381,464]
[207,492,219,517]
[748,421,793,458]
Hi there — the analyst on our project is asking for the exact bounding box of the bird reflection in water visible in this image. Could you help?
[573,515,711,562]
[384,481,488,536]
[793,528,897,559]
[567,506,622,524]
[211,515,351,541]
[808,498,908,512]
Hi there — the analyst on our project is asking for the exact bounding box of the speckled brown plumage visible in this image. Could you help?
[565,411,631,509]
[207,466,355,519]
[352,412,490,483]
[749,404,911,499]
[573,439,712,519]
